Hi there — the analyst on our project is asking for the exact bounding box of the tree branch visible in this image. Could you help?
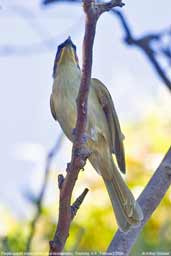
[112,10,171,92]
[49,0,124,253]
[108,146,171,255]
[25,134,63,252]
[97,0,124,15]
[71,188,89,218]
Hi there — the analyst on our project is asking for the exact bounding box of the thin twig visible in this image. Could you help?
[112,10,171,92]
[108,146,171,255]
[49,0,124,253]
[25,134,63,252]
[71,188,89,218]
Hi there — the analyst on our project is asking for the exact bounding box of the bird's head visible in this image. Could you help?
[53,37,80,78]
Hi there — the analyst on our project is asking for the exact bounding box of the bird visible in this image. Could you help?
[50,37,143,231]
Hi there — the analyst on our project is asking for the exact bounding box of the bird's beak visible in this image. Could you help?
[62,36,73,47]
[53,37,79,78]
[58,37,77,65]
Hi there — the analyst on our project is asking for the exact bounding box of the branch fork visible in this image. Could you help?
[83,0,124,19]
[113,10,171,91]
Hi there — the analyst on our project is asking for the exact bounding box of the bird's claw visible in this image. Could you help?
[71,128,90,144]
[74,147,91,160]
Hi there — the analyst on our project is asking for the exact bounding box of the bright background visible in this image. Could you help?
[0,0,171,253]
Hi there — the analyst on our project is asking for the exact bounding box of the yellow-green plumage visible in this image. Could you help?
[50,38,143,231]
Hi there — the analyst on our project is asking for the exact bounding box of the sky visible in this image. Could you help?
[0,0,171,222]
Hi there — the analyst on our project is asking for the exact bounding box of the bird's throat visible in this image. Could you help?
[55,63,81,96]
[52,62,81,140]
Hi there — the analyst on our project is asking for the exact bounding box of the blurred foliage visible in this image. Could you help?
[0,108,171,254]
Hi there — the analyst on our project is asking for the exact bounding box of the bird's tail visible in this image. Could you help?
[104,164,143,232]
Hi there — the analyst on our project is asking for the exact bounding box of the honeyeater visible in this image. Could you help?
[50,37,143,231]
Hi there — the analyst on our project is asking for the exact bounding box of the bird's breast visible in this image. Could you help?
[51,65,109,148]
[52,68,80,140]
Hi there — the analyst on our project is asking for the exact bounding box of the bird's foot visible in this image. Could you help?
[74,147,91,160]
[66,147,91,173]
[74,147,92,170]
[72,128,90,144]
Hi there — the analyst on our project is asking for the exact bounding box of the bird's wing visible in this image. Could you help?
[92,78,126,173]
[50,94,57,120]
